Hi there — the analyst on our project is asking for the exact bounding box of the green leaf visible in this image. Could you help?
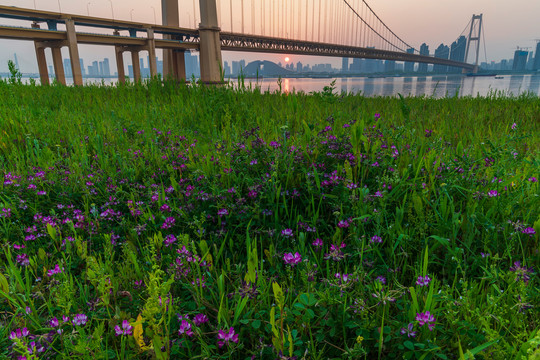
[252,319,261,329]
[464,339,499,359]
[404,341,414,350]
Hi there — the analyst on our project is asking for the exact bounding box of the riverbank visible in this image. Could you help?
[0,80,538,359]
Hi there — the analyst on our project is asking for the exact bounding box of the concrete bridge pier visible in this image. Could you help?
[115,47,126,84]
[198,0,223,84]
[64,18,83,85]
[161,0,186,81]
[130,50,141,82]
[146,29,158,77]
[51,46,66,84]
[34,42,49,85]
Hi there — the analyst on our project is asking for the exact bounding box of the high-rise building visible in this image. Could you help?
[384,60,395,73]
[433,44,450,73]
[64,59,72,77]
[404,48,415,73]
[350,58,362,73]
[512,49,528,71]
[102,58,111,77]
[296,62,303,72]
[533,41,540,71]
[342,57,349,73]
[449,36,467,73]
[417,43,429,73]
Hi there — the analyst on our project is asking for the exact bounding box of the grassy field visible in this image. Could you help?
[0,76,539,360]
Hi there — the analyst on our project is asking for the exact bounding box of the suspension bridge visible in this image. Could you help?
[0,0,483,85]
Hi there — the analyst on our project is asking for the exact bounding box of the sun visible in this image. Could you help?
[284,57,290,63]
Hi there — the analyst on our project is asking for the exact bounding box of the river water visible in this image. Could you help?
[249,74,540,98]
[17,74,540,98]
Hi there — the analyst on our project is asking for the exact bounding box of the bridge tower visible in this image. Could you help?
[464,14,483,73]
[198,0,223,83]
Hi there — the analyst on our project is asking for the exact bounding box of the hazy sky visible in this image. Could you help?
[1,0,539,73]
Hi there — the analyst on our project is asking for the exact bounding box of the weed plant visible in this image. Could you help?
[0,77,538,359]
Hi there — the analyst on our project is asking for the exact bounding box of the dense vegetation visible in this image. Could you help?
[0,75,539,360]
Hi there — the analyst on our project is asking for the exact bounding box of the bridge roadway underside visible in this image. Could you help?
[0,26,197,50]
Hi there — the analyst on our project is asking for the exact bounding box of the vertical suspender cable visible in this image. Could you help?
[317,0,322,42]
[241,0,244,34]
[311,0,315,42]
[305,0,309,41]
[229,0,233,32]
[298,0,302,39]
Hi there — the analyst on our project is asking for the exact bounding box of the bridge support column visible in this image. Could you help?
[115,47,126,84]
[51,46,66,85]
[161,0,181,80]
[198,0,223,84]
[146,29,157,77]
[131,50,141,82]
[65,18,83,86]
[34,42,49,85]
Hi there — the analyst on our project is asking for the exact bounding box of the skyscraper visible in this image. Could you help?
[433,44,450,73]
[384,60,395,73]
[417,43,429,73]
[342,57,349,73]
[449,36,467,73]
[64,59,72,77]
[533,41,540,71]
[404,48,415,73]
[512,49,528,71]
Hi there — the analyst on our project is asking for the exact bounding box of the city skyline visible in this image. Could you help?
[1,0,539,73]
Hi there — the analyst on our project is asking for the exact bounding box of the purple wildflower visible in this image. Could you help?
[9,327,30,341]
[47,264,63,277]
[337,220,349,228]
[50,317,59,327]
[161,217,176,229]
[281,229,294,238]
[376,276,386,285]
[115,320,133,336]
[400,323,417,338]
[72,314,88,326]
[283,252,302,266]
[509,261,534,284]
[217,327,239,348]
[522,227,536,236]
[312,238,323,248]
[193,314,209,326]
[415,311,436,331]
[488,190,499,197]
[218,208,229,217]
[416,275,431,287]
[178,320,194,337]
[370,235,382,244]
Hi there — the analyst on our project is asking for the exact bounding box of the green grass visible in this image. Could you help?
[0,78,538,360]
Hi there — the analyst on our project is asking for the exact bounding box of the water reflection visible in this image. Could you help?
[363,78,375,96]
[446,75,463,97]
[431,76,447,97]
[341,77,348,94]
[382,77,395,97]
[415,77,426,97]
[528,74,540,93]
[403,77,413,96]
[237,75,540,98]
[509,75,524,95]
